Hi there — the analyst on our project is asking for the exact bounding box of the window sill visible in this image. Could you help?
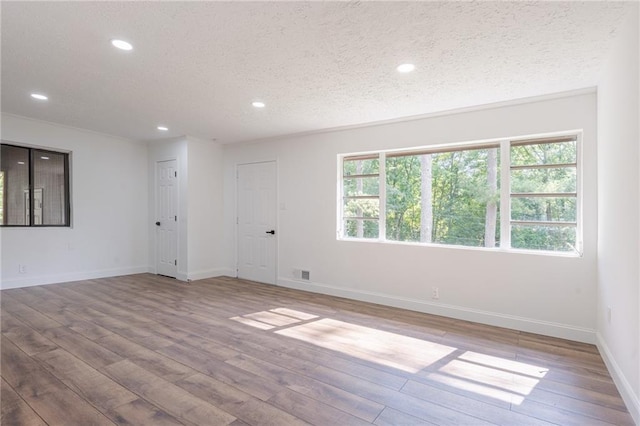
[337,237,583,258]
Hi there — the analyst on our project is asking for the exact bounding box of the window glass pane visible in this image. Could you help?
[511,167,576,193]
[343,176,379,197]
[386,155,423,242]
[344,219,379,239]
[511,197,576,222]
[386,148,500,247]
[33,150,67,225]
[343,157,379,238]
[343,157,379,176]
[511,141,576,166]
[0,145,30,225]
[343,198,379,219]
[511,224,577,252]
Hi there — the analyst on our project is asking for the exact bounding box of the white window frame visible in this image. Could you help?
[338,132,583,256]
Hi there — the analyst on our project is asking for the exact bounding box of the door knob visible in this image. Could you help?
[265,230,275,235]
[155,221,161,226]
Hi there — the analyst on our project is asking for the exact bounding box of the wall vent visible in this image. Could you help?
[293,268,311,281]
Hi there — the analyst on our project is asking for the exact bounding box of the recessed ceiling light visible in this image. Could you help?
[30,93,48,101]
[157,126,169,131]
[40,156,50,160]
[252,101,266,108]
[17,161,25,165]
[396,63,416,73]
[111,39,133,51]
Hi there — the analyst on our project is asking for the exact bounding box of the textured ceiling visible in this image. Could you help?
[0,2,634,144]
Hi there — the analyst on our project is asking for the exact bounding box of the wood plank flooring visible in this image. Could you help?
[0,274,633,425]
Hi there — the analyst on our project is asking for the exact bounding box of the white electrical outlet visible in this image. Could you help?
[432,286,439,300]
[18,264,27,274]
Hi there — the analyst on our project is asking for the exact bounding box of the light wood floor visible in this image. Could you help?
[1,274,633,426]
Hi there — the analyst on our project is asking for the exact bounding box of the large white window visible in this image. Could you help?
[339,133,581,255]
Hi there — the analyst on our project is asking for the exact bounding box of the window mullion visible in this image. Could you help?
[29,148,34,226]
[510,163,576,170]
[64,153,71,226]
[575,134,583,254]
[511,192,577,198]
[378,152,386,241]
[500,140,511,249]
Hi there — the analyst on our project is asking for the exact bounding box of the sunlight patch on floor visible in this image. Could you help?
[425,351,548,405]
[270,308,318,320]
[243,311,301,327]
[230,308,547,403]
[229,316,276,330]
[459,351,548,378]
[230,308,317,330]
[276,318,457,373]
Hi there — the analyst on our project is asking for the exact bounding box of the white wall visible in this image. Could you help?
[223,92,598,343]
[0,118,226,288]
[147,136,227,281]
[186,137,228,280]
[0,114,149,289]
[596,6,640,423]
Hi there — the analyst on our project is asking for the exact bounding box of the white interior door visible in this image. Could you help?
[156,159,178,278]
[237,161,277,284]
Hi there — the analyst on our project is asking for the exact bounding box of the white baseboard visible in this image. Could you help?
[0,266,149,290]
[188,268,234,281]
[277,277,596,344]
[0,266,237,289]
[596,333,640,424]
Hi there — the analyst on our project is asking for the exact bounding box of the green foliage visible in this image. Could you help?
[344,218,379,238]
[344,176,379,197]
[343,157,379,176]
[511,197,576,222]
[511,225,576,252]
[511,141,576,166]
[386,149,500,247]
[386,156,422,241]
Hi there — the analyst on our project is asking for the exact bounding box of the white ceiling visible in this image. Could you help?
[0,1,634,144]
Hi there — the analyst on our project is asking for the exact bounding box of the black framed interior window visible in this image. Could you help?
[0,143,70,227]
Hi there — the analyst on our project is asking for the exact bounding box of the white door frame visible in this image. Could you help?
[236,160,278,284]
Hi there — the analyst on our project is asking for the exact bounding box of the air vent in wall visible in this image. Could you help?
[301,270,310,280]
